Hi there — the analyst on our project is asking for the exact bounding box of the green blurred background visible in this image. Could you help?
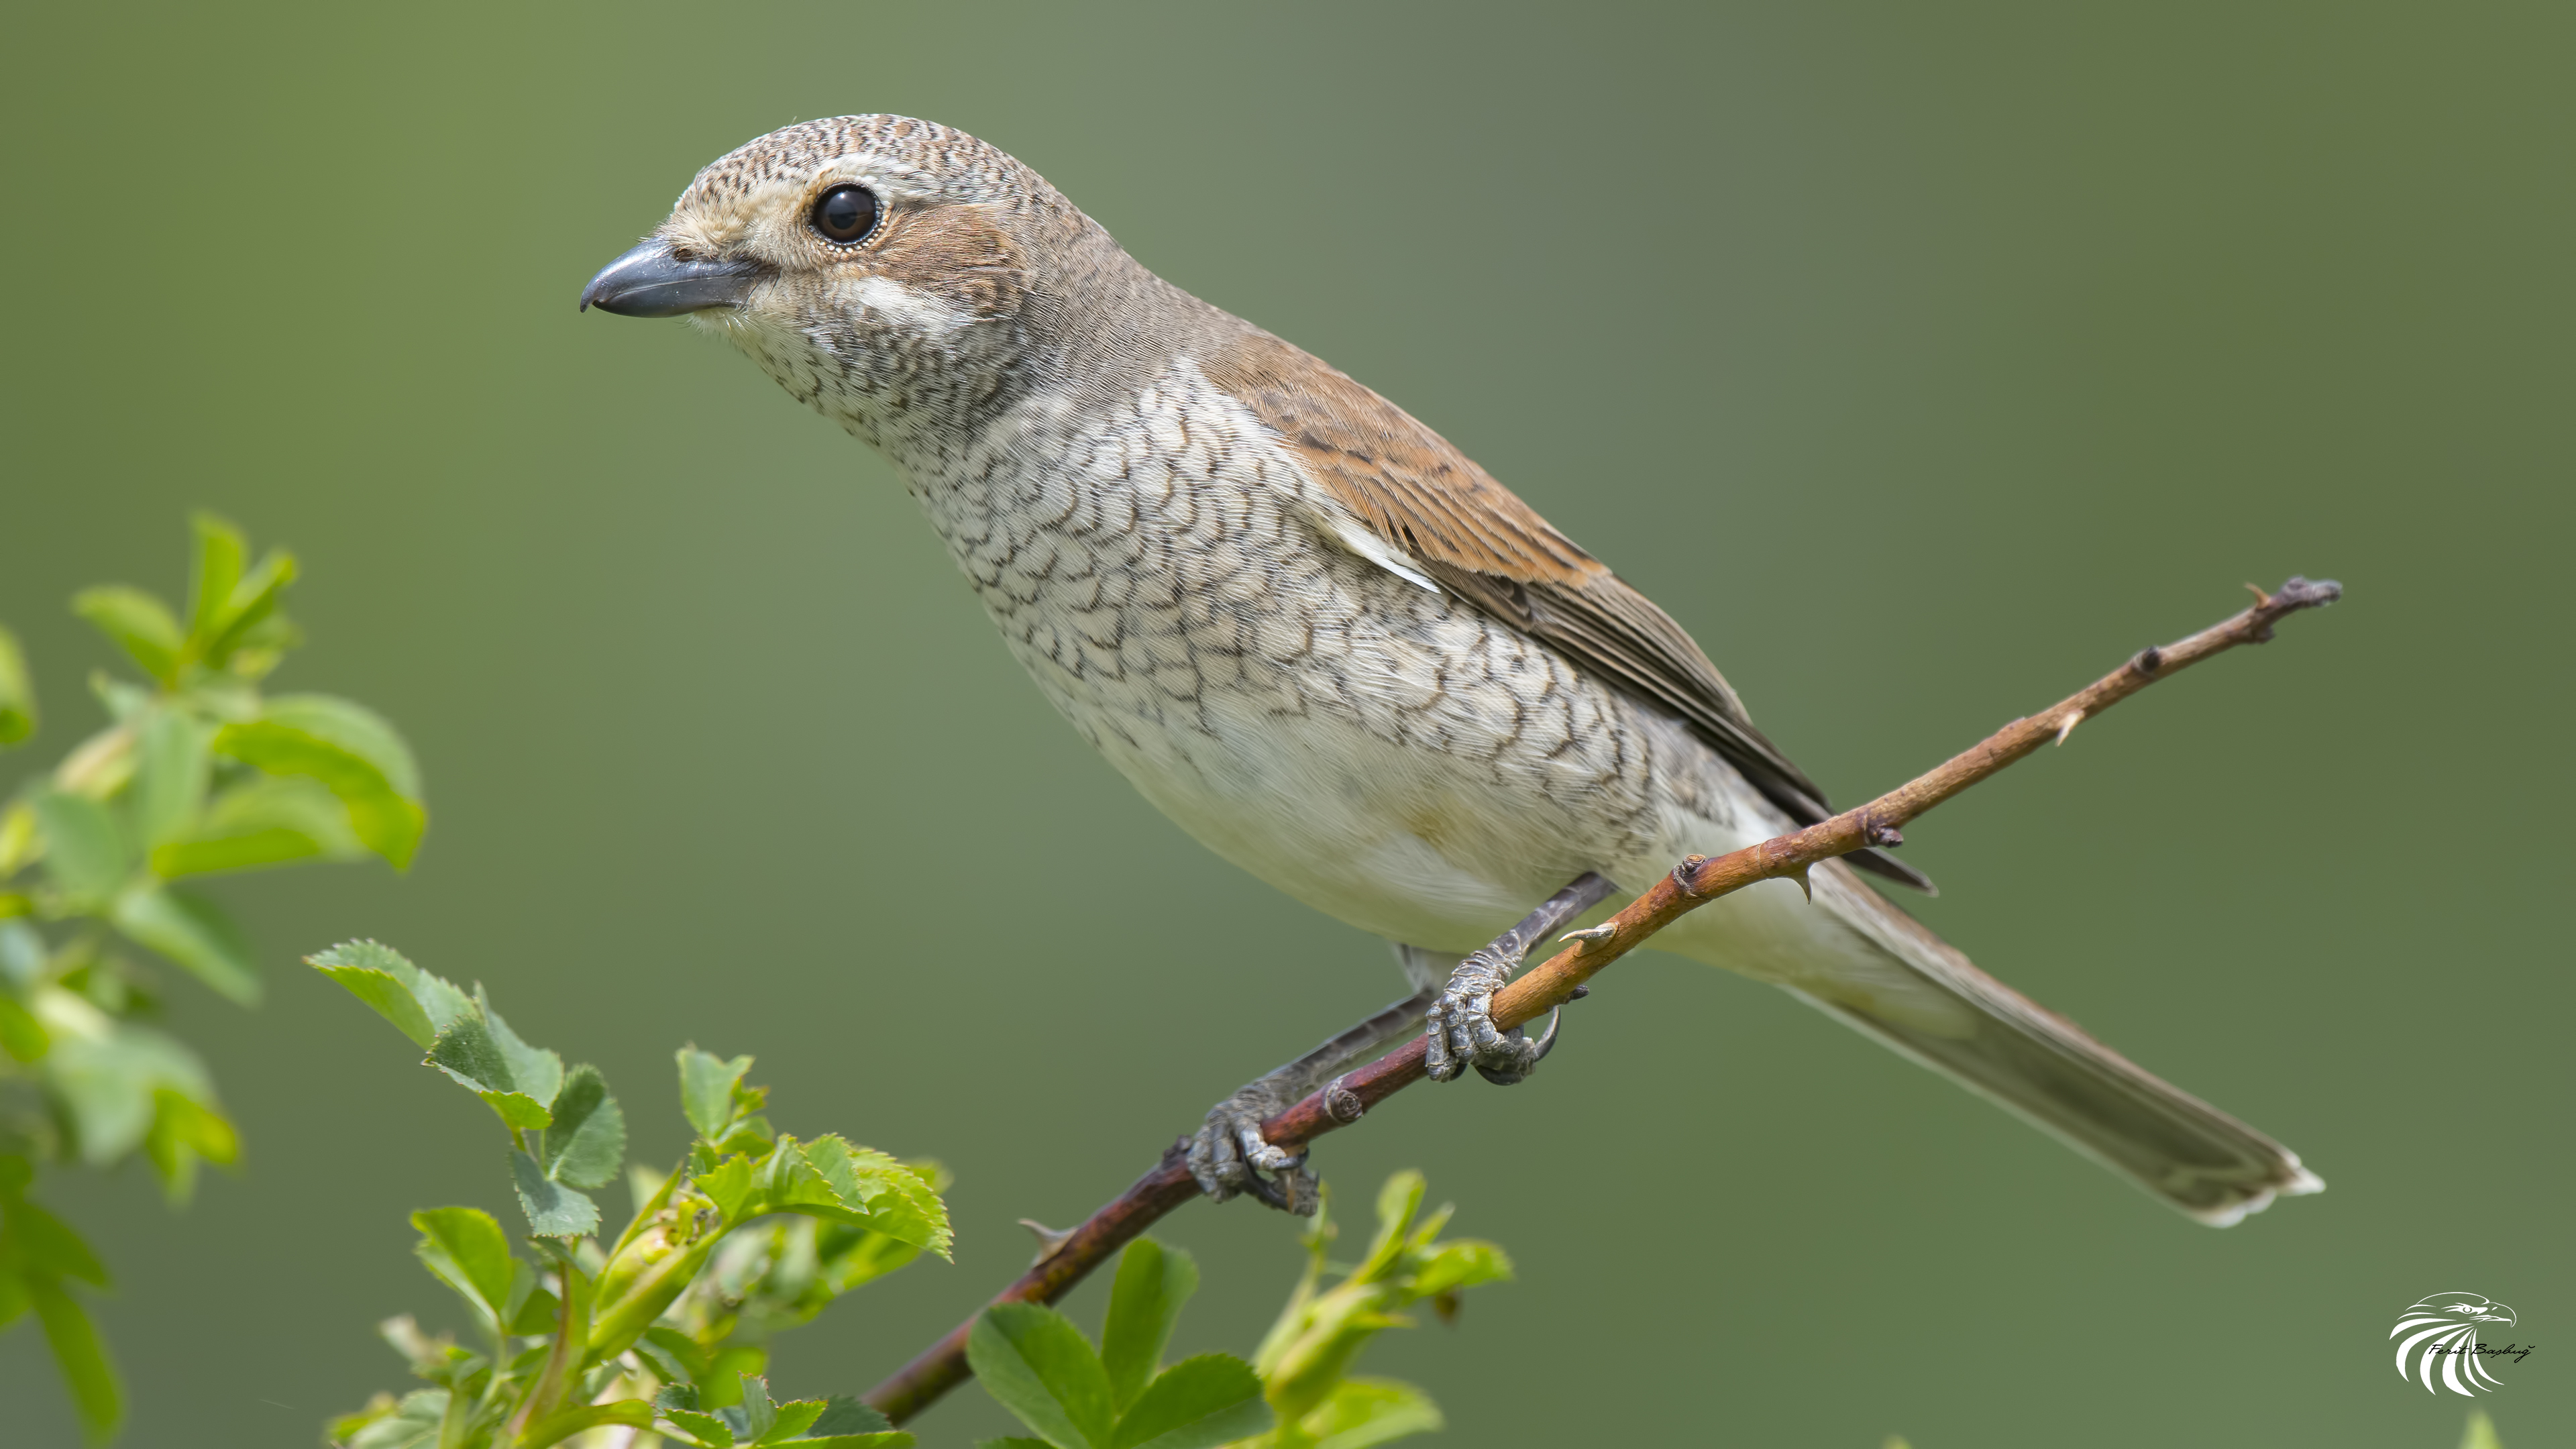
[3,1,2567,1444]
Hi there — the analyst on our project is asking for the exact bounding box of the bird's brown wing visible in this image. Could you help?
[1205,330,1931,891]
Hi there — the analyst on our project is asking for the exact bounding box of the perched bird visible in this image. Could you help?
[582,115,2320,1225]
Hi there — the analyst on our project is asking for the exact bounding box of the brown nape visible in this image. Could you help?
[1202,329,1933,892]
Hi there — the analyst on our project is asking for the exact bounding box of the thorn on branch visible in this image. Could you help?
[1018,1218,1075,1263]
[2054,710,2085,746]
[1558,924,1617,945]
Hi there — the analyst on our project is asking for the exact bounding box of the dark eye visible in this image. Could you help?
[810,184,879,244]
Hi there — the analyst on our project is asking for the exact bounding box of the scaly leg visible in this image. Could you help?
[1187,975,1436,1213]
[1189,872,1621,1212]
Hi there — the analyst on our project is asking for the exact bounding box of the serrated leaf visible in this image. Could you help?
[694,1154,757,1224]
[31,790,130,905]
[73,586,182,683]
[802,1398,898,1439]
[0,626,35,746]
[1305,1378,1442,1449]
[662,1407,739,1448]
[680,1047,753,1139]
[109,884,260,1004]
[29,1277,122,1442]
[309,940,469,1047]
[969,1301,1114,1449]
[782,1136,953,1258]
[149,773,359,877]
[1102,1238,1197,1415]
[512,1149,600,1238]
[427,991,563,1128]
[542,1065,626,1189]
[1107,1354,1267,1449]
[978,1441,1059,1449]
[735,1373,781,1441]
[411,1206,516,1326]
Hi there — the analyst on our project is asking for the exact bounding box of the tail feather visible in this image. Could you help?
[1714,863,2322,1225]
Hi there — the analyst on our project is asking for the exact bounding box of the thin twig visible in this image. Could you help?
[863,576,2341,1424]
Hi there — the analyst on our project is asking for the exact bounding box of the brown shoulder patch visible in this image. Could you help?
[1203,331,1605,588]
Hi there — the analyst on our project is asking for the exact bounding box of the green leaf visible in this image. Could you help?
[801,1398,900,1440]
[150,773,360,877]
[680,1047,754,1139]
[199,549,297,669]
[38,1018,215,1165]
[1102,1238,1198,1415]
[129,706,215,847]
[694,1153,758,1224]
[427,989,564,1128]
[541,1065,627,1190]
[785,1135,953,1258]
[186,513,249,647]
[1361,1172,1426,1279]
[413,1207,515,1320]
[662,1408,739,1448]
[0,992,48,1063]
[309,939,470,1048]
[29,1277,122,1444]
[330,1387,448,1449]
[979,1441,1061,1449]
[969,1301,1115,1449]
[142,1087,239,1206]
[214,694,425,869]
[520,1399,655,1449]
[0,625,36,747]
[2,1193,112,1287]
[32,790,131,906]
[1107,1355,1267,1449]
[1306,1378,1442,1449]
[1409,1239,1511,1299]
[110,883,260,1004]
[72,586,182,683]
[735,1372,782,1441]
[2461,1409,2504,1449]
[512,1148,600,1238]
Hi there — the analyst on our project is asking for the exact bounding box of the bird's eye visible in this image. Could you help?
[810,184,880,244]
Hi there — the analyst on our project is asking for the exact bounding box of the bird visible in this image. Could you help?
[580,115,2321,1226]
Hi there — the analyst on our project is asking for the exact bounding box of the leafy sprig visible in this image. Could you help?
[0,515,426,1442]
[318,941,947,1449]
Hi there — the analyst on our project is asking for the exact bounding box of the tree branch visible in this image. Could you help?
[863,576,2341,1424]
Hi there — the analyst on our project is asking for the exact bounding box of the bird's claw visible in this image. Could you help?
[1185,1081,1318,1215]
[1424,946,1564,1085]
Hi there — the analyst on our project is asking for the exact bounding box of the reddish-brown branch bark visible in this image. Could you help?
[863,576,2340,1424]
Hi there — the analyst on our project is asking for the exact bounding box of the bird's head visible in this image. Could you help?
[582,115,1142,457]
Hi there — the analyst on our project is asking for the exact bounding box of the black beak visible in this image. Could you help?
[579,239,762,317]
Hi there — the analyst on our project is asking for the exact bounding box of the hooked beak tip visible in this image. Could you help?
[580,238,761,318]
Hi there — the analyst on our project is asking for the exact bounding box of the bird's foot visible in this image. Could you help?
[1422,871,1618,1086]
[1185,1077,1317,1215]
[1424,948,1562,1085]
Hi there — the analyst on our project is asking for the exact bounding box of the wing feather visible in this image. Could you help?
[1205,331,1930,891]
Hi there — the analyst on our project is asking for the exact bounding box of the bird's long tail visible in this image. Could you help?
[1680,862,2322,1225]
